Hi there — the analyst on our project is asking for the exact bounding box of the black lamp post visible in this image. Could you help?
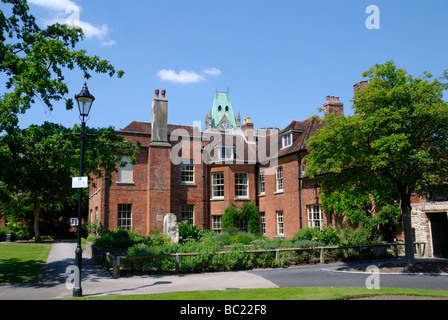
[73,83,95,297]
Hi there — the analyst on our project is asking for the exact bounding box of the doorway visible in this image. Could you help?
[428,212,448,258]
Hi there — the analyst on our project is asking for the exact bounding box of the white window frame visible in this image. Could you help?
[235,172,249,199]
[117,204,132,230]
[212,215,222,232]
[117,156,134,184]
[260,212,266,235]
[307,205,323,230]
[181,160,195,184]
[215,146,234,161]
[276,210,284,236]
[212,172,224,199]
[259,170,265,195]
[181,204,194,225]
[281,132,292,149]
[276,166,284,192]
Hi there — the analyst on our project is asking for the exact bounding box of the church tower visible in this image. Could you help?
[205,91,240,131]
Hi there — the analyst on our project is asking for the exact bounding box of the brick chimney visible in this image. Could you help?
[323,96,344,117]
[353,80,369,96]
[241,117,255,141]
[151,89,170,147]
[148,89,171,233]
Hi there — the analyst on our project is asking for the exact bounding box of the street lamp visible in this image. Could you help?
[73,83,95,297]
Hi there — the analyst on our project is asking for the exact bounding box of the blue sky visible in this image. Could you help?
[13,0,448,131]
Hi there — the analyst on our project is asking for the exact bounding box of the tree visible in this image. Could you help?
[0,0,123,133]
[303,61,448,265]
[0,122,140,242]
[0,0,130,241]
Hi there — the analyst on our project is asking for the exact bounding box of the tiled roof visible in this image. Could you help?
[119,117,324,161]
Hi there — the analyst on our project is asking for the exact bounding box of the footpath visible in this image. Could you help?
[0,241,278,300]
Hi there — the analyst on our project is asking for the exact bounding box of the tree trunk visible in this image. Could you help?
[400,193,415,266]
[33,200,41,243]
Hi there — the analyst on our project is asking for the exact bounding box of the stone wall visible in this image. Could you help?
[411,201,448,258]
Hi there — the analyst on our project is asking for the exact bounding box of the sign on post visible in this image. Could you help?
[72,177,88,189]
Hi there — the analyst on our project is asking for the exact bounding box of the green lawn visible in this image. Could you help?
[78,287,448,300]
[0,243,52,283]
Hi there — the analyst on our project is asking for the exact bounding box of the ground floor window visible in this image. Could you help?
[212,215,222,232]
[117,204,132,230]
[276,210,284,236]
[307,205,323,230]
[260,212,266,235]
[181,205,194,225]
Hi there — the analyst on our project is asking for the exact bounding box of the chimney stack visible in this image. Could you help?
[353,80,369,96]
[323,95,344,117]
[151,89,170,147]
[241,116,254,141]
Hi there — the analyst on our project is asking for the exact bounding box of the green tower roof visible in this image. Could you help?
[211,91,238,129]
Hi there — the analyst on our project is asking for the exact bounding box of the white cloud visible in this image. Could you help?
[157,69,205,84]
[157,67,222,84]
[203,67,222,76]
[28,0,114,44]
[28,0,77,11]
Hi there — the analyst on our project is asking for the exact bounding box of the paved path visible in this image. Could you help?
[1,242,447,300]
[0,242,277,300]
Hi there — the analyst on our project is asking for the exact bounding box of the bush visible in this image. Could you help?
[294,227,340,246]
[145,229,171,246]
[340,227,373,246]
[178,223,212,244]
[222,202,260,234]
[94,228,145,249]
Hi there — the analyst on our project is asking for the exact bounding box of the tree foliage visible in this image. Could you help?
[0,122,140,241]
[0,0,124,133]
[304,61,448,264]
[0,0,132,241]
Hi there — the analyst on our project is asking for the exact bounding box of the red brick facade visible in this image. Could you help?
[88,90,356,238]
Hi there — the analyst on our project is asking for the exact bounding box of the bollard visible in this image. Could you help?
[320,247,324,264]
[112,256,120,278]
[175,253,179,274]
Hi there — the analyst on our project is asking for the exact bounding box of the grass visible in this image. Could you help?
[77,287,448,300]
[0,243,52,283]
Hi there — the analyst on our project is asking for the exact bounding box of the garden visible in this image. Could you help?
[89,204,398,276]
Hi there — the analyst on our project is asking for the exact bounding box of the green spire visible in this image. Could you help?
[211,91,239,129]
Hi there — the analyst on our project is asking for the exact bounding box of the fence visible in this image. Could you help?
[107,241,426,278]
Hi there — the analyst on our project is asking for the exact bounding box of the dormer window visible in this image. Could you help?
[282,133,292,148]
[225,106,229,112]
[218,105,222,111]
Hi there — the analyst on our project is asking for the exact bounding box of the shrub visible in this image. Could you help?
[294,227,340,246]
[145,229,171,246]
[222,202,261,234]
[214,232,232,246]
[240,202,260,234]
[340,226,373,246]
[178,223,203,244]
[222,203,240,230]
[94,228,145,249]
[232,232,257,245]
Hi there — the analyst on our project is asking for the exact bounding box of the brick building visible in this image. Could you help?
[88,88,339,238]
[88,87,448,257]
